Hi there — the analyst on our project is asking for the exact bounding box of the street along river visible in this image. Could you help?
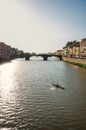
[0,57,86,130]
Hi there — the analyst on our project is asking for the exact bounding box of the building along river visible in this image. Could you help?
[0,57,86,130]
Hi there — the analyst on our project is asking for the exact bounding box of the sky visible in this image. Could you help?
[0,0,86,53]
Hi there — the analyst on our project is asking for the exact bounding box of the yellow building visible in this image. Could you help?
[55,50,64,56]
[72,42,80,57]
[64,41,80,57]
[80,38,86,57]
[64,42,74,57]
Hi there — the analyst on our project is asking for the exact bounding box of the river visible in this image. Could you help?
[0,57,86,130]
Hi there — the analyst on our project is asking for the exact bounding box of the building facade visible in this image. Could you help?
[0,42,11,60]
[72,41,80,57]
[80,38,86,57]
[63,41,80,57]
[55,50,64,56]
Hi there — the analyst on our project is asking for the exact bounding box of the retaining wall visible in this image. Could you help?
[63,57,86,65]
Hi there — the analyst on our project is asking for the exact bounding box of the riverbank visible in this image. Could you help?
[0,60,12,65]
[63,57,86,69]
[0,57,18,65]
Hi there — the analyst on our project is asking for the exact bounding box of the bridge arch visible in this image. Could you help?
[24,53,62,61]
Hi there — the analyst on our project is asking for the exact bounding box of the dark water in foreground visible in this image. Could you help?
[0,58,86,130]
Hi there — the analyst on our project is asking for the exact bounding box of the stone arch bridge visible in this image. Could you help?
[24,53,62,61]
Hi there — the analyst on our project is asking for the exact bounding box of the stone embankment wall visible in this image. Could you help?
[63,57,86,65]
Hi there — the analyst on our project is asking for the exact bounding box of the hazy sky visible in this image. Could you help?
[0,0,86,53]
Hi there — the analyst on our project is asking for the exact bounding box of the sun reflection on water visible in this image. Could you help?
[0,62,17,103]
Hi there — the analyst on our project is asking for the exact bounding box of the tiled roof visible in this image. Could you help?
[66,41,80,48]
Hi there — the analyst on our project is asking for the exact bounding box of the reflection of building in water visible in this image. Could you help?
[80,38,86,58]
[0,42,11,60]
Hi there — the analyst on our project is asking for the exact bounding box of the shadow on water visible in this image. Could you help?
[0,60,12,65]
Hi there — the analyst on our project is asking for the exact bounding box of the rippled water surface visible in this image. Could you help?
[0,58,86,130]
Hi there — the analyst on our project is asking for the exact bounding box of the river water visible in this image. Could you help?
[0,57,86,130]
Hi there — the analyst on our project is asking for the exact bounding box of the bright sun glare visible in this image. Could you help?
[0,62,17,102]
